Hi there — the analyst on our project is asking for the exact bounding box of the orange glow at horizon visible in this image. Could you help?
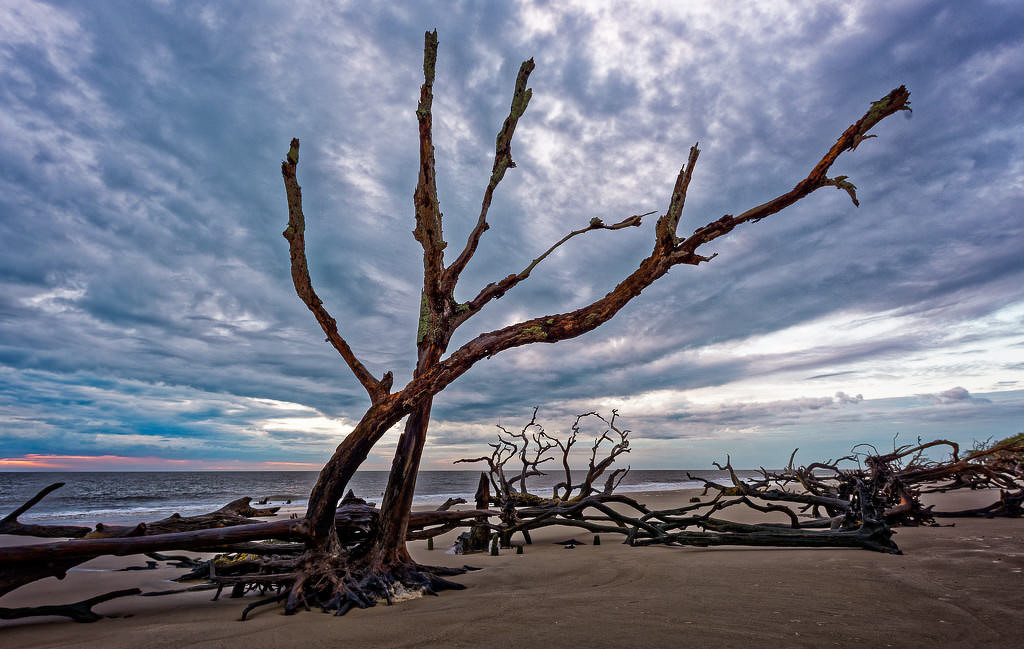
[0,454,324,470]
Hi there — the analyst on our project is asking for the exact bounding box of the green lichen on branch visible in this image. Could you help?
[422,30,438,85]
[865,95,896,122]
[487,58,535,189]
[858,86,911,137]
[489,159,513,187]
[508,59,534,120]
[416,31,438,121]
[521,325,547,340]
[417,292,432,344]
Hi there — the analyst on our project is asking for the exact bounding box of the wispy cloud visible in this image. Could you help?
[0,0,1022,469]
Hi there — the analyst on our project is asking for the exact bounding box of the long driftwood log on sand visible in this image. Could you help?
[0,485,497,601]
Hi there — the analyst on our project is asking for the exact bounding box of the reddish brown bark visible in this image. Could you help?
[274,31,911,605]
[0,32,916,617]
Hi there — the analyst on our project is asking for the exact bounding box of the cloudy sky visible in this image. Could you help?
[1,0,1022,473]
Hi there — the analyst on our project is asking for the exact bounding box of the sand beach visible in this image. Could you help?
[1,488,1021,649]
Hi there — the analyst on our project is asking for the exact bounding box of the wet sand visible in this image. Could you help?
[1,488,1021,648]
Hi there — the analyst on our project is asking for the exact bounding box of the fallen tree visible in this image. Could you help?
[3,423,1019,620]
[0,30,912,618]
[454,410,902,555]
[452,412,1023,557]
[0,485,495,601]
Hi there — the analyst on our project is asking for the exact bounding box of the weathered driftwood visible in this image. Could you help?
[435,497,466,511]
[933,489,1024,518]
[455,413,902,555]
[750,436,1024,526]
[0,484,281,542]
[0,483,91,539]
[0,483,292,599]
[8,427,1014,622]
[0,486,496,602]
[0,519,302,599]
[264,26,913,615]
[0,588,142,623]
[84,497,280,539]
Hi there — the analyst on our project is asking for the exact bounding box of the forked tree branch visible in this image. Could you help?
[411,85,911,394]
[443,57,536,295]
[283,43,911,560]
[281,139,392,404]
[656,144,701,251]
[453,211,653,328]
[671,86,911,263]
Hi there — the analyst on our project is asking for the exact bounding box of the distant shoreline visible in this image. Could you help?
[0,469,760,526]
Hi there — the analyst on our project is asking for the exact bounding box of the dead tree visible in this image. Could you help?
[456,412,901,554]
[688,436,1024,528]
[548,411,632,501]
[0,485,492,602]
[474,427,1005,552]
[455,410,632,546]
[454,410,633,501]
[855,436,1024,523]
[0,30,911,616]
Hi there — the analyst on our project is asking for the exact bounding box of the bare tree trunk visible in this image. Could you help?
[267,30,914,612]
[371,398,434,567]
[0,30,916,617]
[301,404,403,552]
[370,338,447,567]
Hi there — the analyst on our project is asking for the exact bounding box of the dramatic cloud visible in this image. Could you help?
[920,386,992,405]
[1,0,1022,470]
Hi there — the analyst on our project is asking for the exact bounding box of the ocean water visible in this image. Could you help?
[0,469,764,526]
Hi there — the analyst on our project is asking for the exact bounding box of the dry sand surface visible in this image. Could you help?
[1,488,1022,648]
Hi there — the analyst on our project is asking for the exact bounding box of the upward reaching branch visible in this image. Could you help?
[413,30,446,310]
[281,139,392,404]
[411,86,913,385]
[656,144,701,251]
[672,86,911,262]
[443,57,536,295]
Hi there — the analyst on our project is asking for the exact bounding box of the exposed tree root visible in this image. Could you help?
[206,547,471,620]
[283,556,467,617]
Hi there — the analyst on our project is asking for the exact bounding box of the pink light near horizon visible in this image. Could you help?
[0,454,325,471]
